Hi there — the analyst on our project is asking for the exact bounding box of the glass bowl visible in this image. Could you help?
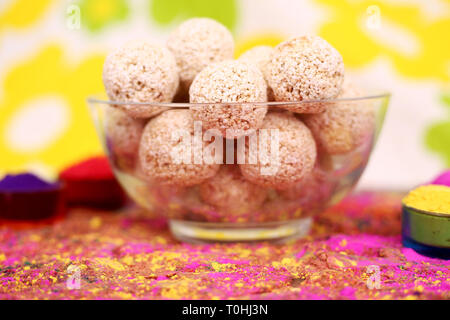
[88,94,390,243]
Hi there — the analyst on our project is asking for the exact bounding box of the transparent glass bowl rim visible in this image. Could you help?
[87,92,391,108]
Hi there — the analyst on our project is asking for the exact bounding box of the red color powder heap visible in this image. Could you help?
[59,156,126,209]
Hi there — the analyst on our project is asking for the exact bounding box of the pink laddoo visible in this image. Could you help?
[138,109,220,186]
[267,36,344,113]
[238,45,275,101]
[199,165,268,215]
[167,18,234,98]
[303,79,375,155]
[239,111,317,189]
[103,41,179,118]
[105,107,146,170]
[189,60,268,139]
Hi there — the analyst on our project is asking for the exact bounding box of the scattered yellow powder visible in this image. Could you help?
[89,216,102,229]
[403,185,450,214]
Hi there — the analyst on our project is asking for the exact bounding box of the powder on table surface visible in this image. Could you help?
[60,156,114,181]
[0,173,59,192]
[0,191,448,300]
[431,170,450,187]
[403,185,450,214]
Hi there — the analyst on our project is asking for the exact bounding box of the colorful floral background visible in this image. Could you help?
[0,0,448,190]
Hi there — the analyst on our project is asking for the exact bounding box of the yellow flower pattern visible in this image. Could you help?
[317,0,450,81]
[0,45,105,176]
[0,0,54,30]
[235,33,285,58]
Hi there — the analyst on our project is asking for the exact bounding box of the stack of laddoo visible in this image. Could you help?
[102,17,375,222]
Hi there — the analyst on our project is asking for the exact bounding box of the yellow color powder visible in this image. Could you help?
[403,185,450,214]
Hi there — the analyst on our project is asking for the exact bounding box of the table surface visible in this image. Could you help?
[0,191,449,300]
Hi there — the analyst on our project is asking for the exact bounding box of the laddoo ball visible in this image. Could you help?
[138,109,220,186]
[267,35,344,113]
[303,79,375,155]
[239,111,317,189]
[105,107,146,170]
[278,166,337,214]
[199,165,268,217]
[167,18,234,97]
[189,60,268,139]
[238,45,274,101]
[103,41,179,118]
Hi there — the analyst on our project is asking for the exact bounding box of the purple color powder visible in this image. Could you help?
[0,173,59,192]
[431,170,450,187]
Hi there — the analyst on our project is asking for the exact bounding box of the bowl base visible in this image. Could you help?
[169,218,312,243]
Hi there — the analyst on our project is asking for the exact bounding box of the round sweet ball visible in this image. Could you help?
[102,41,179,118]
[238,45,275,101]
[239,111,317,190]
[199,165,268,214]
[138,109,220,186]
[189,60,268,139]
[267,36,344,112]
[167,18,234,95]
[303,79,375,155]
[238,45,272,79]
[279,167,335,209]
[105,107,146,170]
